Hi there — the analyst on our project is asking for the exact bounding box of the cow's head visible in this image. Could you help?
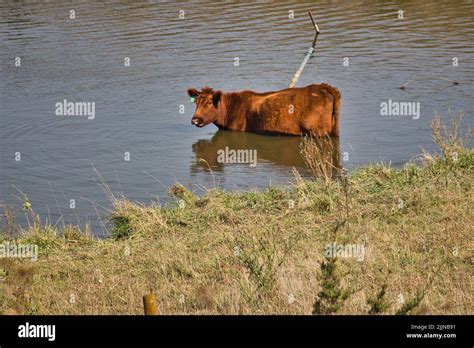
[188,87,222,127]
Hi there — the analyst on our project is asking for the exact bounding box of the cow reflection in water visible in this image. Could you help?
[191,130,340,176]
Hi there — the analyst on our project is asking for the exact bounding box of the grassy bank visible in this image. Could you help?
[0,115,472,315]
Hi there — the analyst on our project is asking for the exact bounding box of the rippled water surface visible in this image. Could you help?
[1,0,473,235]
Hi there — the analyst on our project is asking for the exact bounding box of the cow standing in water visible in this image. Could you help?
[188,84,341,137]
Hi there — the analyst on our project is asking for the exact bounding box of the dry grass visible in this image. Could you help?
[300,135,340,184]
[0,115,472,315]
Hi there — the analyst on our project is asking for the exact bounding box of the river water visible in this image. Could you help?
[1,0,473,235]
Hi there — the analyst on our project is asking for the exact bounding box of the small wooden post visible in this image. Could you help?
[143,293,158,315]
[288,11,321,88]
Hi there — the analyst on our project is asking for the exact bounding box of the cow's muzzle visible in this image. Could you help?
[191,118,205,127]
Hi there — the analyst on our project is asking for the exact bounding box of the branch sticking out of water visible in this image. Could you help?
[288,11,321,88]
[308,11,320,46]
[399,76,459,90]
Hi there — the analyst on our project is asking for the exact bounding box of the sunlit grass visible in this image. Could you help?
[0,114,472,314]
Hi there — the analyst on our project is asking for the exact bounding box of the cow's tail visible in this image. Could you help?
[331,88,341,137]
[318,83,340,137]
[324,84,340,137]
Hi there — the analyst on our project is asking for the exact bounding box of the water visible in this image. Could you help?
[1,0,473,236]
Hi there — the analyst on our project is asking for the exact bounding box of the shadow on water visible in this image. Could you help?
[191,130,340,175]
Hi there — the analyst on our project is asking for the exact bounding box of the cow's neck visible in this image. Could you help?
[213,93,231,129]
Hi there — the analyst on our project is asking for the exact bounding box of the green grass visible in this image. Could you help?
[0,114,472,314]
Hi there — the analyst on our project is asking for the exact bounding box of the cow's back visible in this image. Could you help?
[245,84,339,136]
[246,88,303,135]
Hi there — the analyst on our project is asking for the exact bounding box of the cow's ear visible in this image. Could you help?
[213,91,222,107]
[187,88,199,98]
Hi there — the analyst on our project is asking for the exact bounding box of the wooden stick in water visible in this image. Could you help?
[288,11,320,88]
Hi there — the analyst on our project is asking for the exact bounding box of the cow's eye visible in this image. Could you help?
[207,101,212,107]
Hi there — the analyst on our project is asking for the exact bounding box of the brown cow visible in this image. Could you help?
[187,84,340,137]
